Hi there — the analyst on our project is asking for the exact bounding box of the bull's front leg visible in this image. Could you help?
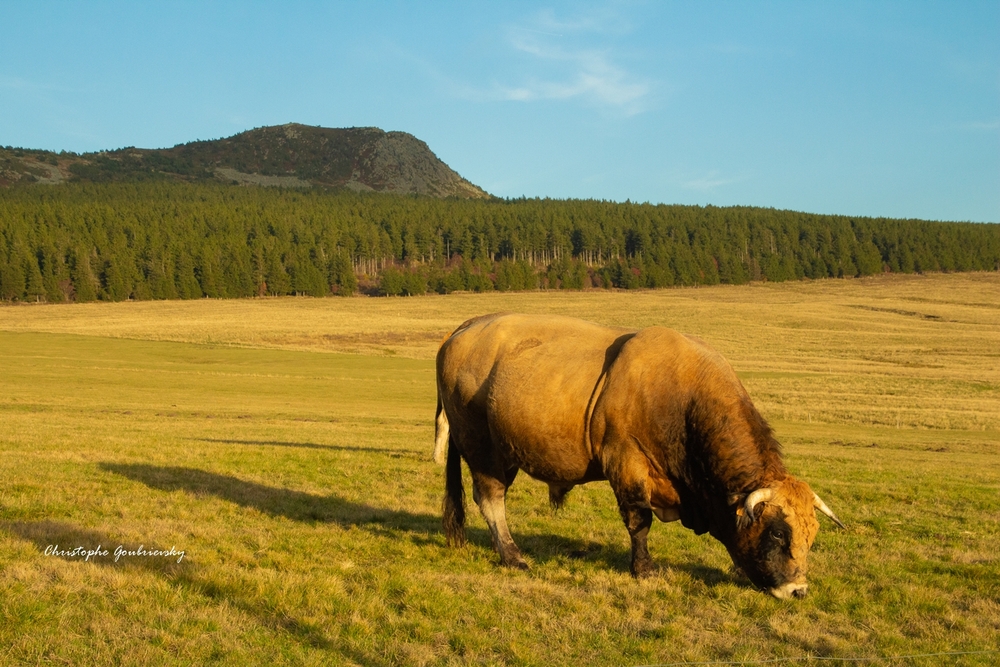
[604,444,657,577]
[618,498,655,577]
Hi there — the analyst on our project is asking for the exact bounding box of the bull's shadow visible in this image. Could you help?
[98,463,641,572]
[191,438,425,460]
[98,463,736,584]
[100,463,443,537]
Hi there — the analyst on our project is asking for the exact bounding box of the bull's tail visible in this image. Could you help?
[433,330,454,466]
[433,386,449,465]
[442,432,466,547]
[436,326,465,546]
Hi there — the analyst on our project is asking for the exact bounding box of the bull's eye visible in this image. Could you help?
[770,530,785,542]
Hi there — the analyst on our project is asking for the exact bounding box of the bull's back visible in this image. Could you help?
[438,314,633,482]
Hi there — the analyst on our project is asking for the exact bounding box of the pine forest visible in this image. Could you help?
[1,181,998,302]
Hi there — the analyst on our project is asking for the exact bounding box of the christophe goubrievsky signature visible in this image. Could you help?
[44,544,186,563]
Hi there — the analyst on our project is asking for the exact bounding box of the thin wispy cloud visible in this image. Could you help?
[962,119,1000,131]
[494,42,649,113]
[0,75,50,91]
[529,6,631,36]
[396,7,652,115]
[512,27,564,39]
[0,75,82,95]
[0,75,32,91]
[489,9,651,115]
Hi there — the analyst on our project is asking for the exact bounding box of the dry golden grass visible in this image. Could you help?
[3,272,998,431]
[1,272,998,665]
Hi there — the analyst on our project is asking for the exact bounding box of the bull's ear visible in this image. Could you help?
[731,493,751,529]
[735,505,753,530]
[736,488,773,530]
[744,488,774,522]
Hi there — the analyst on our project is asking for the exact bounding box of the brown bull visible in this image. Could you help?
[434,313,843,599]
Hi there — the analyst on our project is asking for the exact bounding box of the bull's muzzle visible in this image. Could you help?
[769,582,808,600]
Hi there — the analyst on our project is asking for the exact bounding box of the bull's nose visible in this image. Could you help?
[768,582,809,599]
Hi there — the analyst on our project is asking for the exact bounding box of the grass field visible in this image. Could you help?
[1,272,998,665]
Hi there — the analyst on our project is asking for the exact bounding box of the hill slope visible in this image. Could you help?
[0,124,489,198]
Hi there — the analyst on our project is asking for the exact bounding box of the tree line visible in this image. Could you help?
[1,181,997,302]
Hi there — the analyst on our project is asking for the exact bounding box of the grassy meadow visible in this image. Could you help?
[1,272,998,665]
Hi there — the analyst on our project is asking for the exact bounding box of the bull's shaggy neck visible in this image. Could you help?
[684,394,786,496]
[737,396,787,486]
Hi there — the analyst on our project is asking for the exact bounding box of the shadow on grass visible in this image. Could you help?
[2,514,739,660]
[192,437,426,460]
[98,464,738,587]
[98,462,649,574]
[100,462,441,534]
[520,536,737,589]
[679,563,741,588]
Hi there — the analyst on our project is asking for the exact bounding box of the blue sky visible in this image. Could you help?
[2,1,997,222]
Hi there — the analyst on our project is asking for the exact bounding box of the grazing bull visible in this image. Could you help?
[434,313,843,599]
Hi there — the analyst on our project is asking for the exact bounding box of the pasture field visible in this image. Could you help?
[1,272,998,665]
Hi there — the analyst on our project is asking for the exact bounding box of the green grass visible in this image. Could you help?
[1,275,999,665]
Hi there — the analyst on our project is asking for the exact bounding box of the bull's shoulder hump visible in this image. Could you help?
[613,327,737,382]
[623,326,693,352]
[628,327,723,357]
[451,313,631,342]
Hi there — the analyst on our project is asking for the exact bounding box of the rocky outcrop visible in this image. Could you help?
[1,124,490,199]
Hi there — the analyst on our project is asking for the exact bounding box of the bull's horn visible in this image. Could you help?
[745,488,774,521]
[813,493,845,528]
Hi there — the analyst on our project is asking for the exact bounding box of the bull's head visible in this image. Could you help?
[728,477,843,599]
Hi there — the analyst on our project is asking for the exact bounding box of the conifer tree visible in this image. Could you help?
[24,251,46,302]
[175,252,202,299]
[70,247,98,302]
[0,248,26,300]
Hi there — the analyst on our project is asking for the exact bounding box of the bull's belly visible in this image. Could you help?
[492,428,602,485]
[485,364,607,482]
[518,455,606,486]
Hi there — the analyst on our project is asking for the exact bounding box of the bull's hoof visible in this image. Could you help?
[500,551,529,570]
[631,560,655,578]
[504,558,530,571]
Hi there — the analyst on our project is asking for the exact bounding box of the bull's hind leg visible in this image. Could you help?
[442,437,466,547]
[471,468,528,570]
